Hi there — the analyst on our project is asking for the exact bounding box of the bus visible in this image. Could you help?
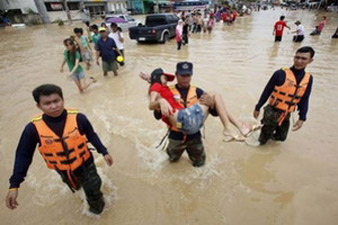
[173,1,210,12]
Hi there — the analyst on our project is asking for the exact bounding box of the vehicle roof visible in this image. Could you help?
[147,13,177,17]
[105,14,130,17]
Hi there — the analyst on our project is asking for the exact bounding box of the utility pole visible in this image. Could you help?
[63,0,72,24]
[33,0,51,24]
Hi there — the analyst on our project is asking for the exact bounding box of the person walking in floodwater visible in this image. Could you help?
[96,27,121,77]
[176,19,184,50]
[292,21,305,42]
[60,38,96,93]
[206,15,215,33]
[73,28,93,70]
[5,84,113,214]
[273,16,290,42]
[109,23,125,65]
[310,16,326,36]
[253,46,315,145]
[140,62,259,167]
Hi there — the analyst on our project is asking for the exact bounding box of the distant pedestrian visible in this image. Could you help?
[176,20,183,50]
[273,16,290,42]
[73,27,93,70]
[108,23,125,65]
[60,38,96,93]
[292,21,305,42]
[96,27,121,77]
[310,16,326,36]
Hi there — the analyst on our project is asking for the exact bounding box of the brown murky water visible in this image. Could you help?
[1,8,338,225]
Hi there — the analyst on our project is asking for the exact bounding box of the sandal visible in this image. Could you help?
[89,77,97,83]
[223,134,245,143]
[243,124,263,138]
[223,130,245,142]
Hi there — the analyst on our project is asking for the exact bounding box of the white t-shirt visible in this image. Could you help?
[108,31,124,50]
[296,25,305,35]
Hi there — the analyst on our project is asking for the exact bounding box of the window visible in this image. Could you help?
[45,3,63,12]
[67,2,80,10]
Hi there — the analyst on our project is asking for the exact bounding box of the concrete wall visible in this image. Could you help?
[0,0,38,14]
[107,2,128,12]
[48,10,81,22]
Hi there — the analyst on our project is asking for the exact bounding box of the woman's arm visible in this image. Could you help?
[60,59,66,72]
[149,91,173,116]
[149,91,161,110]
[69,58,80,74]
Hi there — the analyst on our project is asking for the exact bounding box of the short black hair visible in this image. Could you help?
[85,21,90,26]
[110,22,117,28]
[73,27,83,34]
[296,46,315,58]
[91,24,98,31]
[280,16,285,20]
[32,84,63,104]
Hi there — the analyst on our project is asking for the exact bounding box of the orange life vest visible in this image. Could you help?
[169,85,198,132]
[32,109,91,172]
[268,68,310,125]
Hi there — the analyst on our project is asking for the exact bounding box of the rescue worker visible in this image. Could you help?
[253,46,315,145]
[152,62,218,167]
[5,84,113,214]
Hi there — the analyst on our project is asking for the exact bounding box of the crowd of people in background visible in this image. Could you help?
[60,21,125,92]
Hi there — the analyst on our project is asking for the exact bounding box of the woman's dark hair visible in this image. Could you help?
[91,24,98,31]
[296,46,315,58]
[32,84,63,104]
[63,38,79,64]
[150,68,164,86]
[73,27,83,34]
[117,27,122,32]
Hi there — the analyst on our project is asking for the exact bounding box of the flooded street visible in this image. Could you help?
[1,8,338,225]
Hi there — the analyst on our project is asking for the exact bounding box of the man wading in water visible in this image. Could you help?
[5,84,113,214]
[253,46,315,145]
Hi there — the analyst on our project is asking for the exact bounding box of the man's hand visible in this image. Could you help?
[292,120,304,131]
[104,154,113,166]
[199,93,215,109]
[159,99,174,117]
[253,110,260,119]
[6,189,19,210]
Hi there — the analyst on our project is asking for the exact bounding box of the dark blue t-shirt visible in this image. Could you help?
[97,37,117,63]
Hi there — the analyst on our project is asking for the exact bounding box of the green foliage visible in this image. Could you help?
[52,18,64,26]
[26,8,37,15]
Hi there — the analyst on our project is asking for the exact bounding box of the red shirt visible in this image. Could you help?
[274,20,287,36]
[149,83,183,126]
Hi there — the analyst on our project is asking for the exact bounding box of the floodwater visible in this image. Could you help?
[1,8,338,225]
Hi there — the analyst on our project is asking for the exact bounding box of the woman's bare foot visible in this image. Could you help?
[240,124,263,137]
[223,129,245,142]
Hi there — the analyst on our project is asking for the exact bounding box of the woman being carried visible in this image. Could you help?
[140,68,260,142]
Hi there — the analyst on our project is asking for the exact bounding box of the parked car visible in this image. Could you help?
[128,13,179,43]
[104,14,142,31]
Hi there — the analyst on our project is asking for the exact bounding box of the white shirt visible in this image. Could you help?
[108,31,124,50]
[296,25,305,35]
